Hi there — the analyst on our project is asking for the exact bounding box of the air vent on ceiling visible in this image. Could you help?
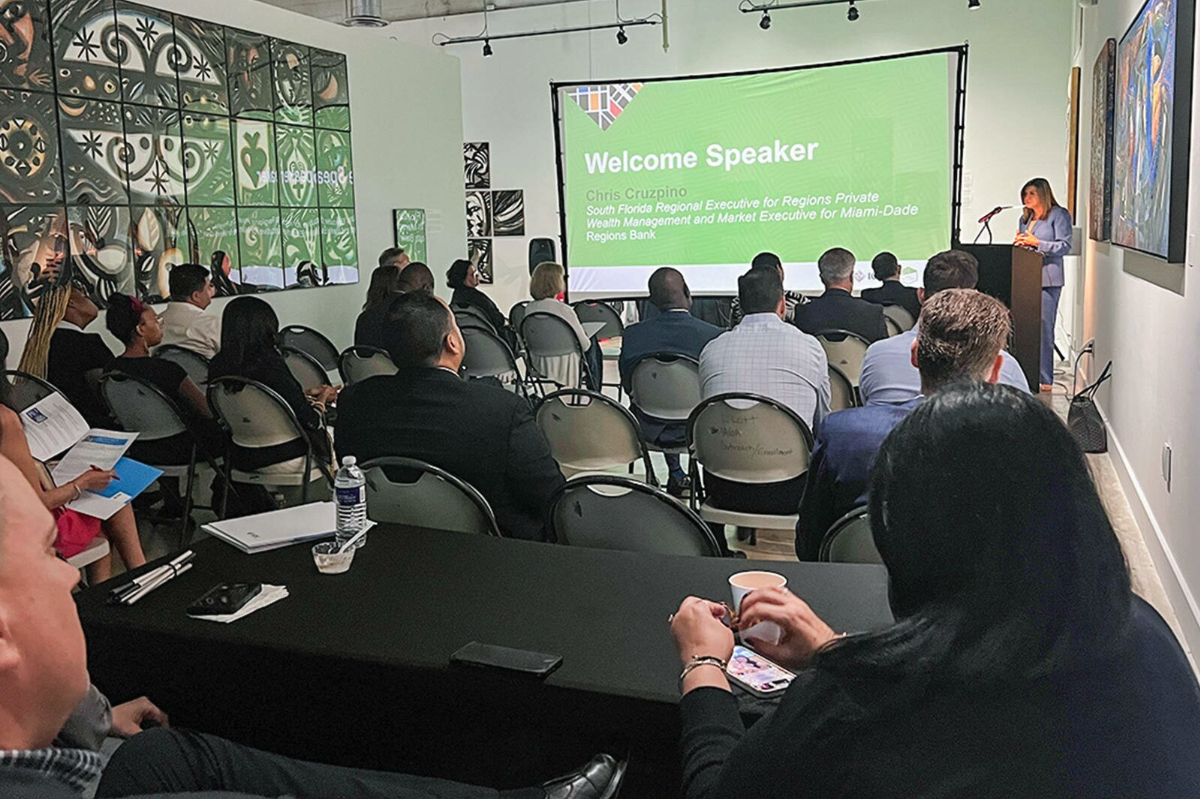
[344,0,389,27]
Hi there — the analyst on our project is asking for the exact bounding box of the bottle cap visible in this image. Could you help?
[342,456,356,467]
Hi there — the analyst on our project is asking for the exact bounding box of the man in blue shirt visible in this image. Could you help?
[794,289,1013,560]
[620,268,723,495]
[859,249,1030,405]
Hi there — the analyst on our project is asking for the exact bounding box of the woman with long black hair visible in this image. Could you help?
[671,383,1200,797]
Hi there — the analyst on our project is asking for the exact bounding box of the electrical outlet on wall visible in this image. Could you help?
[1162,443,1173,492]
[1189,233,1195,268]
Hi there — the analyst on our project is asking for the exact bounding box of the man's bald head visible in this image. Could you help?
[648,268,691,312]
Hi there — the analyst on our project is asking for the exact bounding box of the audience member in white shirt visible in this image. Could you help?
[157,264,221,359]
[698,267,830,518]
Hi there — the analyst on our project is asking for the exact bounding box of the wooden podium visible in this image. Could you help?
[959,244,1043,391]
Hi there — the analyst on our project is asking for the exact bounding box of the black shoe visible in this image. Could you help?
[666,474,691,499]
[541,754,625,799]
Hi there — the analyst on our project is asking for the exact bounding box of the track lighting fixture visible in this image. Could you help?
[847,0,859,20]
[482,39,493,56]
[968,0,981,7]
[760,10,772,28]
[616,26,628,44]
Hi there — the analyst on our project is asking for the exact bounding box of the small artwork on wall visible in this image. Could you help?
[1090,38,1117,241]
[469,238,493,284]
[464,142,490,189]
[1066,66,1081,220]
[492,190,525,236]
[393,208,428,263]
[466,190,492,237]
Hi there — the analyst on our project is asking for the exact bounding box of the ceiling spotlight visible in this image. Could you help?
[847,1,859,21]
[616,26,628,44]
[968,0,981,7]
[482,39,493,56]
[759,10,771,29]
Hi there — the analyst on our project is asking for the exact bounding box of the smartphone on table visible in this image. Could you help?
[725,644,795,697]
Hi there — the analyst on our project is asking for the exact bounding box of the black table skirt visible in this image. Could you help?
[78,527,892,796]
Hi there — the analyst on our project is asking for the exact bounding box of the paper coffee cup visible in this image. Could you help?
[729,571,787,646]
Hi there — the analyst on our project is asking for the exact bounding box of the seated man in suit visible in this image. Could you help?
[859,249,1031,405]
[699,267,830,522]
[860,251,921,322]
[728,252,807,326]
[0,455,620,799]
[794,247,889,344]
[336,292,565,542]
[794,289,1011,560]
[619,268,723,497]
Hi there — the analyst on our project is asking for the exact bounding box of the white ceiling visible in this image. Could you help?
[255,0,586,24]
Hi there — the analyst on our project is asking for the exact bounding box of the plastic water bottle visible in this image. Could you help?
[334,456,367,550]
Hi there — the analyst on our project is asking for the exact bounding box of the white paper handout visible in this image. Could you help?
[51,430,138,485]
[18,393,89,462]
[202,502,373,554]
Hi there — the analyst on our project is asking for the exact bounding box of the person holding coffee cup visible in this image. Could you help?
[669,384,1200,798]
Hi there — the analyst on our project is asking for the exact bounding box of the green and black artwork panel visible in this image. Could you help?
[129,203,188,300]
[66,202,135,299]
[271,38,310,126]
[50,0,122,101]
[233,116,276,206]
[276,123,315,207]
[112,1,178,108]
[58,96,126,204]
[319,206,357,284]
[310,48,348,131]
[122,103,184,205]
[282,206,319,286]
[187,205,240,289]
[237,206,282,291]
[0,0,54,92]
[225,27,271,120]
[174,13,228,115]
[181,111,233,205]
[0,203,67,319]
[0,87,63,203]
[315,127,352,208]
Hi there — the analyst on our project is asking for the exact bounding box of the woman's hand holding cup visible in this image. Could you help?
[737,587,839,670]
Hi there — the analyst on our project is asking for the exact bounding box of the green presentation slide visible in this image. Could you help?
[558,52,954,294]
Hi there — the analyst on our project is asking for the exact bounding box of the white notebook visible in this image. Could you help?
[203,502,339,554]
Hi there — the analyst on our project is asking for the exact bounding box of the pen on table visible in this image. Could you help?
[126,563,194,605]
[109,550,194,602]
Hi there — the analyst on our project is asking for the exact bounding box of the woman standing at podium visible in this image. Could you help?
[1014,177,1073,392]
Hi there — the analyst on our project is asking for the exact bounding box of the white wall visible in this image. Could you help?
[1,0,465,365]
[389,0,1073,313]
[1074,1,1200,655]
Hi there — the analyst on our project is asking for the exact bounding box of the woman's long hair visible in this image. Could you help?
[445,259,472,290]
[210,296,280,376]
[363,265,402,311]
[817,383,1131,690]
[17,284,71,379]
[1020,178,1060,224]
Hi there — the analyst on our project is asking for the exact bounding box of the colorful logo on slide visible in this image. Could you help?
[567,83,644,130]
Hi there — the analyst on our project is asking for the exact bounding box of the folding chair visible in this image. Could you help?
[339,346,397,385]
[360,456,501,536]
[819,506,883,564]
[537,389,655,484]
[280,325,340,372]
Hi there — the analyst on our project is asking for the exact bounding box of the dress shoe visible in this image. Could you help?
[666,474,691,498]
[541,754,625,799]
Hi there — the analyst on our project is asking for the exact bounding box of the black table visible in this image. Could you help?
[78,527,892,797]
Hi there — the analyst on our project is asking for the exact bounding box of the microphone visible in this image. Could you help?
[977,205,1013,224]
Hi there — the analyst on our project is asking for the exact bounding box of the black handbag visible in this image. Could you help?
[1068,357,1112,453]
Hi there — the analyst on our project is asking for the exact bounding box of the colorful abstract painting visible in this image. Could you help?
[1112,0,1182,259]
[1090,39,1116,241]
[0,0,358,319]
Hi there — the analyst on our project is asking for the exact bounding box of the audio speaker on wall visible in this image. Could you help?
[529,238,557,274]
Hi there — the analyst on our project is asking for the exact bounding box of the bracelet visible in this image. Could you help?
[679,656,728,686]
[70,482,82,500]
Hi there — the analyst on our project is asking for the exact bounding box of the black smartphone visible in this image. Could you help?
[187,583,262,617]
[450,641,563,678]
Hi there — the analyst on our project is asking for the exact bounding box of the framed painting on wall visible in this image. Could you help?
[1066,66,1081,220]
[393,208,428,264]
[1089,39,1116,241]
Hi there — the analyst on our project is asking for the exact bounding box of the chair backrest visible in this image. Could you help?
[207,376,307,452]
[687,393,813,484]
[155,345,211,387]
[819,506,883,564]
[460,326,520,383]
[281,346,330,391]
[816,330,871,386]
[452,304,497,334]
[360,456,501,536]
[571,300,624,340]
[628,353,702,422]
[546,475,721,556]
[1,369,60,412]
[882,304,917,332]
[828,364,858,411]
[508,301,529,330]
[520,311,582,358]
[338,346,397,385]
[884,315,903,337]
[455,313,499,337]
[98,371,188,443]
[536,389,652,478]
[279,325,340,372]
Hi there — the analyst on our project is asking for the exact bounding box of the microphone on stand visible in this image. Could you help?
[977,205,1014,224]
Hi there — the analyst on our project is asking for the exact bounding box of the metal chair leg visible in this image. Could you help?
[179,445,197,550]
